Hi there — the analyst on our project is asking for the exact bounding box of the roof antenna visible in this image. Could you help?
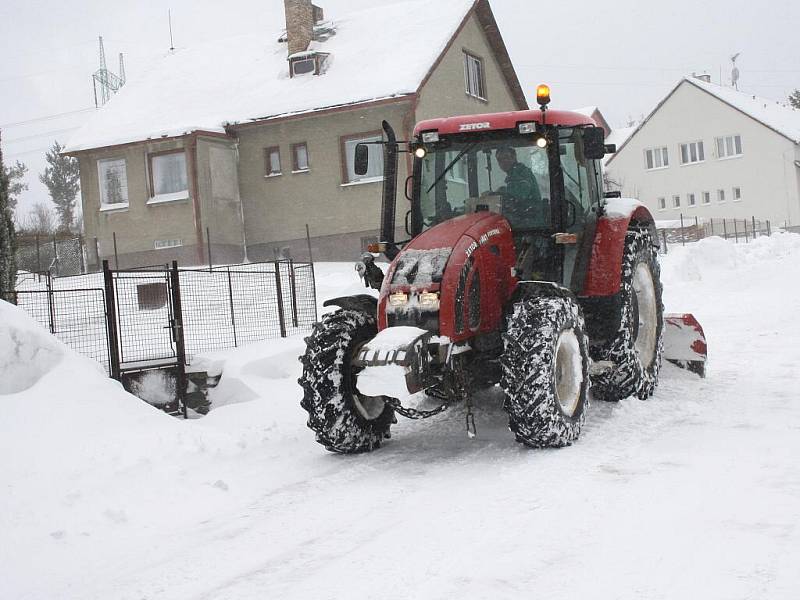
[730,52,741,90]
[168,9,175,51]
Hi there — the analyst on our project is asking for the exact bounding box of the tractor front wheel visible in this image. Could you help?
[501,294,590,448]
[299,309,394,453]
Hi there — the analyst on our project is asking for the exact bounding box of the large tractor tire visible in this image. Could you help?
[591,228,664,402]
[501,293,590,448]
[299,309,394,453]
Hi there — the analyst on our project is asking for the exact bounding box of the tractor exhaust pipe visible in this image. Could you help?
[380,120,400,260]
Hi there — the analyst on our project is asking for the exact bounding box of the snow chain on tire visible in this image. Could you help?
[501,293,590,448]
[590,227,664,402]
[299,309,394,453]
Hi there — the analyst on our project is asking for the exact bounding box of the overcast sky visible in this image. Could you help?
[2,0,798,218]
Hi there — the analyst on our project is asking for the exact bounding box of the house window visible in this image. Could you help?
[716,135,743,159]
[733,186,742,201]
[97,158,129,206]
[644,147,669,170]
[688,193,696,207]
[702,191,711,205]
[717,189,726,203]
[342,132,384,184]
[291,57,316,76]
[672,195,681,208]
[680,141,705,165]
[150,150,188,200]
[154,239,182,250]
[292,143,309,172]
[463,52,486,100]
[658,197,666,210]
[265,147,281,176]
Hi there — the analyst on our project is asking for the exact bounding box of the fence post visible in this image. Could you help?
[752,216,757,239]
[660,228,668,254]
[767,220,771,237]
[226,267,238,347]
[288,260,299,328]
[52,235,58,275]
[744,219,749,243]
[206,227,213,272]
[305,224,314,264]
[112,231,119,270]
[79,235,86,273]
[710,218,715,237]
[680,213,685,246]
[169,261,189,419]
[273,261,287,338]
[733,219,739,243]
[723,219,728,239]
[102,260,121,380]
[35,234,41,273]
[45,272,55,334]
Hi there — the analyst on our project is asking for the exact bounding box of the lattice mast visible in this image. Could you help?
[92,36,126,107]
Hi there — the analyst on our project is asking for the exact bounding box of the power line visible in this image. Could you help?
[3,127,81,145]
[0,108,95,129]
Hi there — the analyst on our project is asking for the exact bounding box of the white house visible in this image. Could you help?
[605,76,800,227]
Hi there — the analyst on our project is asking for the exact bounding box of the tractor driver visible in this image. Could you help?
[495,146,543,228]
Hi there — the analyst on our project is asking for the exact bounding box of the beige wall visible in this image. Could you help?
[78,135,244,268]
[415,13,522,123]
[234,101,413,261]
[606,81,800,225]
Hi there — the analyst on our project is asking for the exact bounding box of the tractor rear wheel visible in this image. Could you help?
[591,228,664,402]
[501,294,590,448]
[299,309,394,453]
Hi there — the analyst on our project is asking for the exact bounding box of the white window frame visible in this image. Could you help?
[292,142,310,173]
[265,146,282,177]
[342,133,384,185]
[702,191,711,205]
[644,146,669,171]
[148,150,189,204]
[463,51,487,101]
[733,186,742,202]
[679,141,705,165]
[672,194,681,208]
[716,134,743,159]
[687,192,696,208]
[717,189,726,203]
[154,239,183,250]
[97,157,129,210]
[657,197,667,211]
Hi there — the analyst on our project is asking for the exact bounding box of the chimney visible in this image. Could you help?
[283,0,314,56]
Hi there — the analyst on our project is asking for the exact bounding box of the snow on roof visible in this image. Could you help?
[572,106,599,118]
[685,77,800,144]
[65,0,475,152]
[607,77,800,165]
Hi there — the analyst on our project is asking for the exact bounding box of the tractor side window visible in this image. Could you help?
[559,129,594,224]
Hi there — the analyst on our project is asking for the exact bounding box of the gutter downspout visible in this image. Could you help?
[186,133,204,264]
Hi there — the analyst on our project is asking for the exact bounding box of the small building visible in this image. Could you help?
[65,0,527,267]
[604,76,800,226]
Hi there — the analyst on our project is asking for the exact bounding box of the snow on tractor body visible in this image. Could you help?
[299,87,706,453]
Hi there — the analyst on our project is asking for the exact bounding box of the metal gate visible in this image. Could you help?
[103,260,188,417]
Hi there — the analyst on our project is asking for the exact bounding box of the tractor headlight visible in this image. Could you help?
[418,291,440,310]
[389,292,409,307]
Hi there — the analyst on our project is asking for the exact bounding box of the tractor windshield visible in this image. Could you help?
[418,137,552,230]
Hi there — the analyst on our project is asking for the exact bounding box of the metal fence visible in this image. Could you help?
[3,259,317,381]
[656,215,774,253]
[15,234,87,277]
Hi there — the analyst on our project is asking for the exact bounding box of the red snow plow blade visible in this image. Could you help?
[663,314,707,377]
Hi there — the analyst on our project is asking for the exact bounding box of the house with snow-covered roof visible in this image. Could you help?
[604,75,800,227]
[65,0,527,267]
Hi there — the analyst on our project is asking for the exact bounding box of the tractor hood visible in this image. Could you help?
[377,211,516,340]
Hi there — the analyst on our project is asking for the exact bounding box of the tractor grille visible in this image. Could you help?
[388,311,439,334]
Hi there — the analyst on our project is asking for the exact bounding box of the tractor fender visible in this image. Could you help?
[322,294,378,316]
[583,198,657,297]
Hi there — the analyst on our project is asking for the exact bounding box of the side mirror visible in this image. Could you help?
[583,127,607,160]
[354,143,370,176]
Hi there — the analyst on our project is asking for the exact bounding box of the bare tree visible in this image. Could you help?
[789,90,800,110]
[27,202,56,235]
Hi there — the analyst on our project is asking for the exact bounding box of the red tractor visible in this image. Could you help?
[299,86,706,453]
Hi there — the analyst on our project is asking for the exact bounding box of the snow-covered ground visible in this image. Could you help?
[2,234,800,599]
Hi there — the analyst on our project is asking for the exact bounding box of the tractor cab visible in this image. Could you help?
[357,85,616,294]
